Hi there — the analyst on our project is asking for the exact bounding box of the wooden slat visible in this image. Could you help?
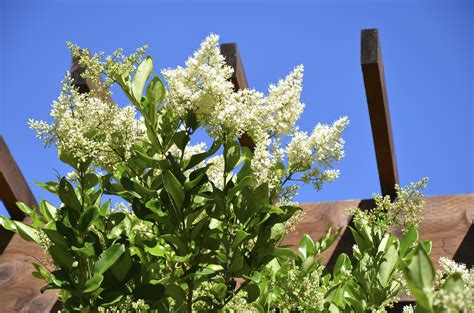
[282,194,474,269]
[0,136,58,312]
[220,43,256,152]
[361,29,399,198]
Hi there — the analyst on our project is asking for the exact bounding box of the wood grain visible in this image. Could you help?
[361,29,399,199]
[0,136,58,312]
[283,194,474,269]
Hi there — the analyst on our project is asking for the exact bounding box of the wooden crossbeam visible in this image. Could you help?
[283,194,474,268]
[361,29,399,198]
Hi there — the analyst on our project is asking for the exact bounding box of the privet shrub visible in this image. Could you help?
[1,35,472,313]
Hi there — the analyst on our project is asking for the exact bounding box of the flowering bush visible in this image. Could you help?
[1,35,472,312]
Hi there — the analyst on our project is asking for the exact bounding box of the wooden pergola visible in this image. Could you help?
[0,29,472,312]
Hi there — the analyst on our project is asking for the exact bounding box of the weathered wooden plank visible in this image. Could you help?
[0,223,59,313]
[220,43,255,152]
[361,29,399,198]
[0,136,58,312]
[283,194,474,269]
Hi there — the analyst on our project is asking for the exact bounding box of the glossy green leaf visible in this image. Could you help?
[146,75,166,107]
[13,220,40,243]
[59,178,81,211]
[94,244,125,275]
[162,170,184,210]
[297,234,316,260]
[39,200,57,220]
[83,173,99,190]
[132,56,153,104]
[50,245,75,269]
[400,226,418,256]
[243,283,260,303]
[184,140,221,171]
[78,206,100,231]
[83,273,104,293]
[224,140,240,172]
[402,244,435,311]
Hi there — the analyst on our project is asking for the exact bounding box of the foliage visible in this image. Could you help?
[1,34,472,313]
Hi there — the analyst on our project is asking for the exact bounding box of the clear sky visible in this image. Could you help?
[0,0,472,217]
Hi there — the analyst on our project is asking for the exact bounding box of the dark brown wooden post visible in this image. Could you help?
[220,43,256,152]
[361,29,399,198]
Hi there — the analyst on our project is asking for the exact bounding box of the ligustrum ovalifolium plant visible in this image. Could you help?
[1,34,472,312]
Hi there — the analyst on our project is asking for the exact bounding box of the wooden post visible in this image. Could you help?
[361,29,399,198]
[220,43,256,152]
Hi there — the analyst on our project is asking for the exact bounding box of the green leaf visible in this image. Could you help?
[442,272,463,293]
[35,181,59,194]
[39,200,57,220]
[172,130,189,152]
[78,206,100,231]
[162,170,185,211]
[71,243,95,257]
[377,243,398,287]
[165,284,186,303]
[232,230,251,249]
[402,244,435,311]
[298,234,316,260]
[16,202,34,215]
[13,220,40,243]
[83,273,104,293]
[301,256,316,274]
[146,242,166,257]
[184,140,221,171]
[146,75,166,107]
[224,140,241,172]
[83,173,99,190]
[32,263,51,281]
[230,250,244,272]
[132,56,153,104]
[243,283,260,303]
[333,253,351,279]
[270,223,286,241]
[58,149,78,169]
[272,247,296,259]
[400,226,418,256]
[133,283,165,301]
[94,244,125,275]
[50,245,75,269]
[59,178,81,211]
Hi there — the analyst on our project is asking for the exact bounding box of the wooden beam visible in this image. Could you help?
[220,43,256,152]
[0,136,37,221]
[0,136,39,254]
[361,29,399,198]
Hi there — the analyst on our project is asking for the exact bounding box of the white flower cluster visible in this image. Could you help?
[162,34,308,142]
[168,142,207,161]
[273,266,328,311]
[29,74,146,170]
[433,257,474,312]
[162,34,348,205]
[286,116,349,190]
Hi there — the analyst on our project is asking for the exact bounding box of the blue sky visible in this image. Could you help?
[0,0,472,216]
